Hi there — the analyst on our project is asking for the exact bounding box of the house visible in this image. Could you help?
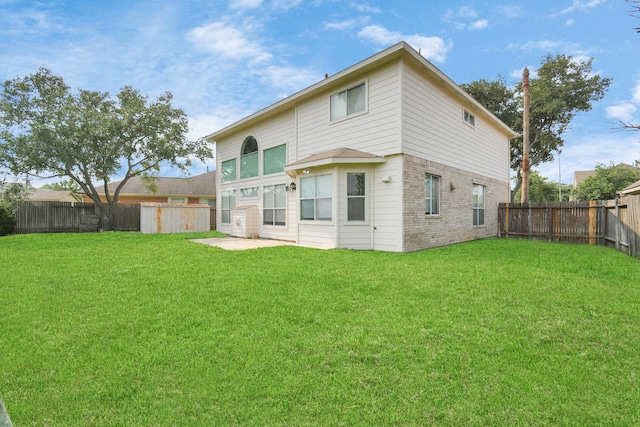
[205,42,516,252]
[84,171,216,206]
[29,189,83,202]
[620,179,640,196]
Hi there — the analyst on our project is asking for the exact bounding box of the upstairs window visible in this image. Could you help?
[330,82,366,121]
[221,158,236,182]
[463,109,475,127]
[240,136,259,179]
[263,144,286,175]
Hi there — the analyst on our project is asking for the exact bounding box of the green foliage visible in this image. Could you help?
[0,68,213,230]
[461,54,612,200]
[39,179,81,192]
[1,233,640,425]
[0,205,15,235]
[574,163,640,200]
[513,170,572,202]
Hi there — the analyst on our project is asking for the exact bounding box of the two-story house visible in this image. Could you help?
[205,42,516,252]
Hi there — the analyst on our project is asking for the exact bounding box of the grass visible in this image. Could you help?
[1,232,639,426]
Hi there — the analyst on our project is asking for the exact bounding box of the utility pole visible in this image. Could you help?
[521,67,530,204]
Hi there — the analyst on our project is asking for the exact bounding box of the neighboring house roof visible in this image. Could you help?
[94,170,216,197]
[205,41,517,143]
[573,170,596,188]
[29,190,82,202]
[620,179,640,196]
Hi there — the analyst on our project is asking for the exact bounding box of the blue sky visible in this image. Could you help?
[1,0,639,186]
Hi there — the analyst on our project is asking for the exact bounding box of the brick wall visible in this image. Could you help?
[402,154,508,252]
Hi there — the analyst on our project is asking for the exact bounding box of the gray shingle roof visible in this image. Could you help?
[94,171,216,197]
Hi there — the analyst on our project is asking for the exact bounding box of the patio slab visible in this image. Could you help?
[191,237,299,250]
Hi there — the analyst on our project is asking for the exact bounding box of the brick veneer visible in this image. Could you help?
[402,154,508,252]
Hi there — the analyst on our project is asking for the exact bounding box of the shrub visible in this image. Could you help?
[0,205,15,236]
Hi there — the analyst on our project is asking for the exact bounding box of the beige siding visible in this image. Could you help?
[372,155,403,252]
[216,111,297,241]
[337,166,373,250]
[401,62,510,184]
[294,62,402,161]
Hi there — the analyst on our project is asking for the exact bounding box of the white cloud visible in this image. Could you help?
[606,103,638,122]
[324,19,358,30]
[255,64,320,92]
[537,132,640,184]
[495,5,523,18]
[229,0,263,9]
[565,19,574,26]
[186,21,272,64]
[469,19,488,30]
[358,25,451,63]
[350,3,382,13]
[557,0,606,15]
[632,80,640,104]
[444,6,489,31]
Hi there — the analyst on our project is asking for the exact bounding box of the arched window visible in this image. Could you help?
[240,136,259,179]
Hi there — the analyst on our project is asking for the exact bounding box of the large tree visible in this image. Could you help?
[573,162,640,201]
[461,54,612,201]
[0,68,213,230]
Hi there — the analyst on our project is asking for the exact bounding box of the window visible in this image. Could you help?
[463,109,475,127]
[221,190,236,224]
[263,144,286,175]
[221,159,237,182]
[240,187,259,198]
[330,83,366,121]
[425,174,441,215]
[347,173,365,221]
[169,197,186,204]
[200,198,215,206]
[263,184,286,226]
[240,136,259,179]
[300,174,332,221]
[473,184,485,226]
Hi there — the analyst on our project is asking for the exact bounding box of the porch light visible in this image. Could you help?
[289,182,296,191]
[303,168,310,174]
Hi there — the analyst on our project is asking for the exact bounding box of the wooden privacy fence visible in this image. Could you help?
[15,201,216,234]
[498,196,640,259]
[15,201,140,233]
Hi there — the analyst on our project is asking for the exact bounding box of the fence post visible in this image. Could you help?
[589,200,597,245]
[505,203,509,239]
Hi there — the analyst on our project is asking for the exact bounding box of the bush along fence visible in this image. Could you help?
[14,201,217,234]
[498,195,640,259]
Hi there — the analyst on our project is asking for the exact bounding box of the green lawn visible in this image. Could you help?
[1,232,639,426]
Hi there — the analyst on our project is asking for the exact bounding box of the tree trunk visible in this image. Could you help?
[100,203,116,231]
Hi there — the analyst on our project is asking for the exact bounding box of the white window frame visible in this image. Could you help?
[425,174,441,216]
[199,198,215,207]
[463,109,476,127]
[346,172,367,222]
[221,190,236,224]
[240,187,259,199]
[473,184,485,226]
[240,136,259,179]
[168,197,187,204]
[300,174,333,222]
[330,81,367,122]
[263,184,286,226]
[221,158,237,182]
